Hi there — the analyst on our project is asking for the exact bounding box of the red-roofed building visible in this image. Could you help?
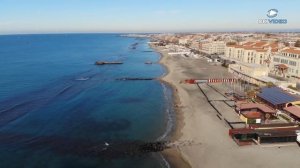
[235,102,277,124]
[235,102,276,114]
[252,41,268,48]
[224,41,278,66]
[283,106,300,122]
[240,111,263,124]
[282,48,300,55]
[243,42,256,46]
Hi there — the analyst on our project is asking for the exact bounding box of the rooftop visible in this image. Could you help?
[230,125,300,137]
[258,87,300,106]
[241,111,262,119]
[243,42,256,46]
[283,106,300,118]
[282,48,300,55]
[251,123,299,129]
[252,41,268,48]
[228,41,278,53]
[236,102,276,113]
[256,130,297,138]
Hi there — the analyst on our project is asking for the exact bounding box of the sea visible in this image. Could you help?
[0,34,175,168]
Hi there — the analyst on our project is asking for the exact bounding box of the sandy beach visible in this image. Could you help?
[152,45,300,168]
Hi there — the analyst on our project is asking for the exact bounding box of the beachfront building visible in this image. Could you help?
[240,111,263,124]
[229,123,300,145]
[200,41,225,55]
[224,41,278,66]
[270,47,300,79]
[228,62,271,86]
[235,102,276,124]
[283,106,300,123]
[257,87,300,109]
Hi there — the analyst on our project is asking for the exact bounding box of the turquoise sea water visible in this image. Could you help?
[0,34,174,168]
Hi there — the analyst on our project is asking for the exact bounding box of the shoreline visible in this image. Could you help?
[151,43,300,168]
[151,43,191,168]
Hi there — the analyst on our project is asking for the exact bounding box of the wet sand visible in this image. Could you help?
[153,44,300,168]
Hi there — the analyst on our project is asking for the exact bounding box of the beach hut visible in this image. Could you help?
[240,111,262,124]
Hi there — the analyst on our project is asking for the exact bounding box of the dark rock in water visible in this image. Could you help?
[145,61,153,64]
[0,132,170,159]
[138,141,168,153]
[130,43,139,50]
[95,61,123,65]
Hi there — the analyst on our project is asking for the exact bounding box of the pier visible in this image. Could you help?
[182,78,237,84]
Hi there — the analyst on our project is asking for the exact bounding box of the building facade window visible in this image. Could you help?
[273,57,280,62]
[280,59,288,64]
[289,61,297,66]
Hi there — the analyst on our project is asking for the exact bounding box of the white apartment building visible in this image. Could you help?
[178,38,189,45]
[271,47,300,78]
[201,41,225,54]
[224,41,278,66]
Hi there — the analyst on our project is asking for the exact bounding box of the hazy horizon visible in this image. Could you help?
[1,0,300,35]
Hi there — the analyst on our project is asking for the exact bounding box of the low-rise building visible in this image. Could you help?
[283,106,300,123]
[271,47,300,79]
[235,102,276,124]
[240,111,263,124]
[229,123,300,146]
[201,41,225,54]
[228,62,269,86]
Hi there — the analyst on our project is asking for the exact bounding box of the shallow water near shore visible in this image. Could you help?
[0,34,174,168]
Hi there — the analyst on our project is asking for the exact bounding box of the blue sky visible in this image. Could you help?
[0,0,299,34]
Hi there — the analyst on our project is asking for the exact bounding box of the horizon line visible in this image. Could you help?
[1,29,300,36]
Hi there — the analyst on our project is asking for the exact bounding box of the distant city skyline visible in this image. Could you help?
[0,0,300,34]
